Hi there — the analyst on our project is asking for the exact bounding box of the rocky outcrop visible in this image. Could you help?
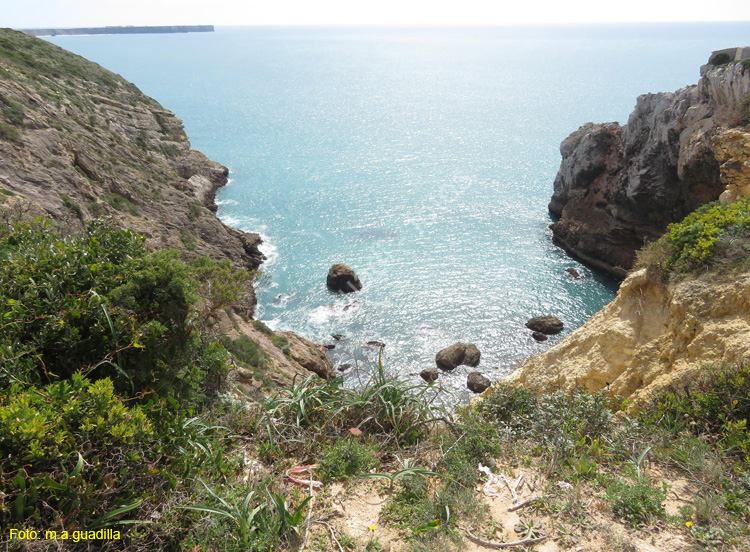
[525,316,564,335]
[0,29,333,389]
[714,129,750,201]
[467,372,491,393]
[507,268,750,406]
[420,368,439,383]
[0,29,264,282]
[436,342,481,370]
[326,263,362,293]
[549,61,750,278]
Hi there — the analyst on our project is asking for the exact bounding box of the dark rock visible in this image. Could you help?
[323,344,336,350]
[420,368,439,383]
[564,267,581,279]
[467,372,491,393]
[366,341,385,348]
[547,64,750,278]
[526,316,564,335]
[435,342,481,370]
[326,263,362,293]
[531,331,548,342]
[332,334,343,340]
[337,363,353,372]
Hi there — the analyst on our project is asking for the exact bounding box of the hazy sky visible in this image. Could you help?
[3,0,750,28]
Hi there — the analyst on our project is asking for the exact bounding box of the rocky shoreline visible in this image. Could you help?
[549,56,750,278]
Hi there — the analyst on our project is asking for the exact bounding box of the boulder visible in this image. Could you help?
[366,340,385,348]
[326,264,362,293]
[435,342,481,370]
[420,368,439,383]
[564,267,581,279]
[531,331,548,342]
[526,316,564,335]
[467,372,491,393]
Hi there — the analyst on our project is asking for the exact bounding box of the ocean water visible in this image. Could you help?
[48,23,750,402]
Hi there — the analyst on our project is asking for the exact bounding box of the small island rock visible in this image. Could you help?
[467,372,491,393]
[564,267,581,279]
[436,342,481,370]
[420,368,439,383]
[526,316,564,335]
[531,331,548,342]
[326,263,362,293]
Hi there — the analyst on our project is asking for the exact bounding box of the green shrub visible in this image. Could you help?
[606,475,668,526]
[639,196,750,275]
[710,52,732,65]
[318,435,377,481]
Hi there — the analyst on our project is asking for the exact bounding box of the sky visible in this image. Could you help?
[2,0,750,28]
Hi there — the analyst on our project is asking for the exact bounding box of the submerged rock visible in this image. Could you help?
[326,264,362,293]
[526,316,564,335]
[467,372,491,393]
[435,342,481,370]
[564,267,581,279]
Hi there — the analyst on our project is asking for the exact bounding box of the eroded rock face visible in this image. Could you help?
[714,129,750,202]
[326,264,362,293]
[0,30,265,285]
[507,268,750,407]
[550,63,750,278]
[436,342,481,370]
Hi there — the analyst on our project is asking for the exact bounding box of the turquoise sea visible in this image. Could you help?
[49,23,750,401]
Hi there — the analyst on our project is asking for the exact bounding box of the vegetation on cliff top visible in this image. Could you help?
[638,195,750,278]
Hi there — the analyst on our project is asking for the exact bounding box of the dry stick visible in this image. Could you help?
[299,475,315,552]
[460,526,549,549]
[507,494,549,512]
[498,474,518,503]
[513,473,524,496]
[312,521,345,552]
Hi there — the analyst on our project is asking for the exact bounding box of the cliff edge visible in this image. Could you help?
[0,28,332,388]
[549,57,750,278]
[506,267,750,405]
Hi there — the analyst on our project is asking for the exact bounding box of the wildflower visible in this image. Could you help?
[349,427,363,436]
[685,521,693,527]
[369,525,376,531]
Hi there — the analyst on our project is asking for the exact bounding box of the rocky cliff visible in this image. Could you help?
[507,267,750,406]
[0,28,332,388]
[549,59,750,278]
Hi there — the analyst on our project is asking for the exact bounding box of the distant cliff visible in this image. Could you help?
[549,57,750,278]
[0,28,332,388]
[21,25,214,37]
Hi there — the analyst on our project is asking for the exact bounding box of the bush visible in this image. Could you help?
[638,196,750,276]
[710,52,732,65]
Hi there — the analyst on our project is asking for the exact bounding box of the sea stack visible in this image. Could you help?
[326,263,362,293]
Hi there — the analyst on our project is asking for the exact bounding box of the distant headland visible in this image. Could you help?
[20,25,214,37]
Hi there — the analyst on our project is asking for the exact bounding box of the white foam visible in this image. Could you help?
[308,300,360,326]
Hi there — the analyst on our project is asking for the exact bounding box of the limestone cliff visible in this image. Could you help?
[550,59,750,278]
[0,28,332,387]
[507,268,750,405]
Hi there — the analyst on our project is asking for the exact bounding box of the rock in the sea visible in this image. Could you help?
[435,342,481,370]
[323,344,336,350]
[366,341,385,348]
[332,334,343,340]
[337,363,353,372]
[420,368,439,383]
[526,316,564,335]
[326,263,362,293]
[467,372,491,393]
[531,331,548,342]
[564,267,581,279]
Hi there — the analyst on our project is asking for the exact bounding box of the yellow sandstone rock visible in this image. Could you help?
[506,268,750,406]
[715,129,750,202]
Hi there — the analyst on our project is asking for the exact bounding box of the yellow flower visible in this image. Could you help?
[685,521,693,527]
[369,525,377,532]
